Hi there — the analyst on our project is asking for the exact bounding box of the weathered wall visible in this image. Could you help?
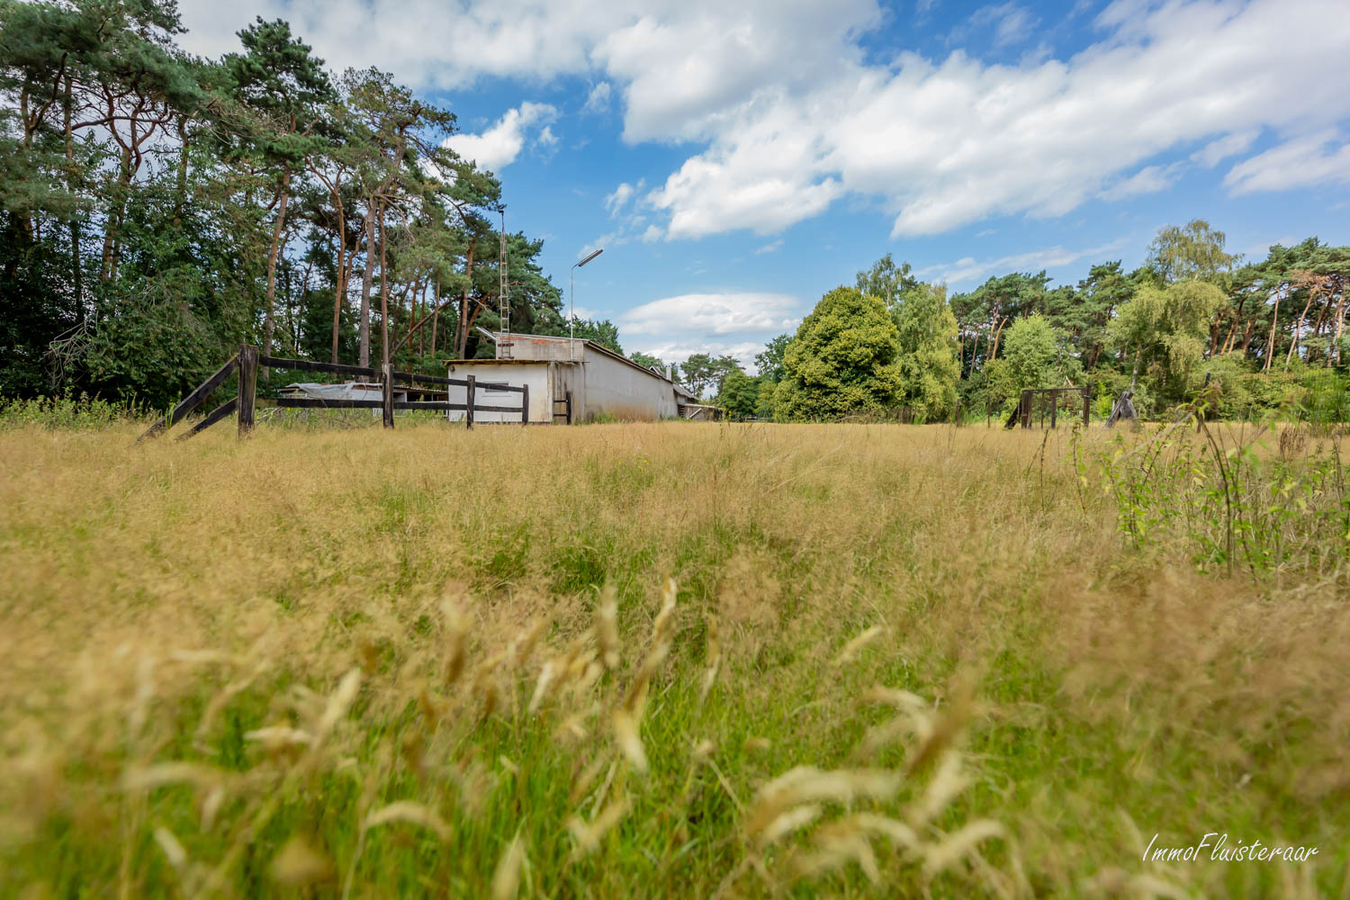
[580,346,679,420]
[500,335,582,362]
[444,335,681,422]
[444,362,550,423]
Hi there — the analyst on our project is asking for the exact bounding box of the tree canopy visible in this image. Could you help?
[774,287,903,421]
[0,0,569,406]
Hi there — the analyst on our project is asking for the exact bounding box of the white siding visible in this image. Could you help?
[579,346,679,420]
[445,334,687,423]
[444,362,549,423]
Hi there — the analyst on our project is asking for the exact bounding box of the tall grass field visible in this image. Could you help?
[0,419,1345,897]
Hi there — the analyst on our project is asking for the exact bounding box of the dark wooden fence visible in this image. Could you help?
[138,344,528,442]
[1003,386,1091,429]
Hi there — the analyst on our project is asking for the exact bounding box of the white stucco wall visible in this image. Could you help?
[579,345,679,420]
[444,335,685,423]
[443,362,549,423]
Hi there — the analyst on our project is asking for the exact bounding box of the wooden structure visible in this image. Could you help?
[138,345,528,442]
[1106,389,1137,427]
[1004,386,1091,429]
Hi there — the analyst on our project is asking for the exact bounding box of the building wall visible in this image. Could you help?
[500,335,582,362]
[579,345,679,420]
[444,362,549,423]
[445,335,683,422]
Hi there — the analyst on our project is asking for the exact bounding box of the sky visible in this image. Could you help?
[176,0,1350,371]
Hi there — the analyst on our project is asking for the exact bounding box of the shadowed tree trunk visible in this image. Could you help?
[358,207,374,367]
[262,167,292,377]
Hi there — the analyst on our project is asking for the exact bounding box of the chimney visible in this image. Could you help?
[665,365,673,380]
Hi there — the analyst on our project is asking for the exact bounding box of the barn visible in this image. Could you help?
[443,332,697,423]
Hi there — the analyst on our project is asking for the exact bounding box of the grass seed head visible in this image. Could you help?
[491,835,526,900]
[567,795,631,858]
[922,820,1006,878]
[270,835,333,888]
[613,708,648,774]
[595,585,621,670]
[362,801,452,842]
[834,626,885,666]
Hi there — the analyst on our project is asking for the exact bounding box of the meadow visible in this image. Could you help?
[0,417,1345,898]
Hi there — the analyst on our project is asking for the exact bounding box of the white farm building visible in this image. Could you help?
[443,332,718,423]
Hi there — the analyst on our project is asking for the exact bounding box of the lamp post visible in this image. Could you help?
[570,248,603,361]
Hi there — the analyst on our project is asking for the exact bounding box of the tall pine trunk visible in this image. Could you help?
[330,199,347,364]
[262,167,292,377]
[429,280,439,358]
[456,238,476,358]
[64,76,82,327]
[378,201,390,368]
[1262,288,1282,372]
[358,207,374,368]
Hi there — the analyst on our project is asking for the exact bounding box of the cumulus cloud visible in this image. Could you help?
[1224,131,1350,195]
[584,81,613,113]
[176,0,1350,240]
[642,0,1350,238]
[619,292,802,369]
[604,179,643,216]
[443,102,557,172]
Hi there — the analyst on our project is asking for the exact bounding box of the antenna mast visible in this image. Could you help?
[498,209,510,358]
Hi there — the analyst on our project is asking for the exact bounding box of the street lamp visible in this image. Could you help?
[570,248,603,360]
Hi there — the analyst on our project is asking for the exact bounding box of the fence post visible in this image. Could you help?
[381,363,394,429]
[1083,386,1091,427]
[521,384,529,425]
[1050,389,1058,429]
[466,375,475,430]
[237,343,258,438]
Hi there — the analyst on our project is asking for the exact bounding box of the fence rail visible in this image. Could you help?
[140,346,529,442]
[1004,386,1091,430]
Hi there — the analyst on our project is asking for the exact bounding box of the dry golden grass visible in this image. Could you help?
[0,419,1345,897]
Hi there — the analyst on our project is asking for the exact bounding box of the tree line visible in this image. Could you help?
[0,0,624,407]
[693,221,1348,422]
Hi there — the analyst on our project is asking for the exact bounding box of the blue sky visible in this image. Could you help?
[178,0,1350,370]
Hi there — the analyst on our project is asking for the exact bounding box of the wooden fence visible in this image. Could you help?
[138,344,528,442]
[1003,386,1091,429]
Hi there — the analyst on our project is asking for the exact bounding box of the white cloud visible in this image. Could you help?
[604,179,643,216]
[444,102,558,172]
[1191,130,1259,168]
[1224,131,1350,195]
[917,240,1127,286]
[635,340,772,371]
[177,0,628,90]
[1098,164,1180,201]
[619,291,801,369]
[176,0,1350,240]
[584,81,613,113]
[969,3,1037,48]
[754,239,784,254]
[621,292,800,335]
[642,0,1350,239]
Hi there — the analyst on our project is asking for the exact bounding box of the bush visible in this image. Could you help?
[0,392,144,430]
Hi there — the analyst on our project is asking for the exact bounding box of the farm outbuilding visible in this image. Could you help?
[445,332,692,423]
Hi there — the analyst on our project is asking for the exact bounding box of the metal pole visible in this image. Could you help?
[570,248,603,363]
